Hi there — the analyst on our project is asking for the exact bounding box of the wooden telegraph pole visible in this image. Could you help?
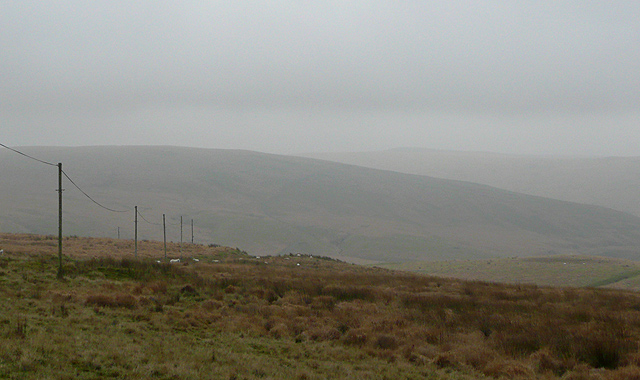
[134,206,138,257]
[180,216,183,259]
[163,214,167,259]
[191,219,194,244]
[57,163,63,279]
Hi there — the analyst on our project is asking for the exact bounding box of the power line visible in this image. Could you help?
[62,170,131,213]
[1,142,131,214]
[166,218,182,226]
[136,209,162,226]
[0,143,57,167]
[2,142,194,245]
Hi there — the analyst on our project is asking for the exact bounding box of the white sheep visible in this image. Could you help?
[0,249,3,255]
[193,258,200,262]
[169,259,180,263]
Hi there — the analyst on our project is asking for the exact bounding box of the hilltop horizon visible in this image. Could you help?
[10,143,640,159]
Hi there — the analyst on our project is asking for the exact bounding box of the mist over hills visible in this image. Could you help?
[302,148,640,218]
[2,145,640,262]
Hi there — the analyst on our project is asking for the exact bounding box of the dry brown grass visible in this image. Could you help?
[3,232,640,379]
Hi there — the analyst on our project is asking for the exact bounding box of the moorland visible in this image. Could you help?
[3,233,640,379]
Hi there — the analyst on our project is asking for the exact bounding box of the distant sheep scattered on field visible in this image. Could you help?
[169,259,180,263]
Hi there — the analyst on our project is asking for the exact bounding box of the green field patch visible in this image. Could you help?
[588,270,640,288]
[380,255,640,289]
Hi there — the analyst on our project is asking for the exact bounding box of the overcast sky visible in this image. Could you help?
[2,1,639,156]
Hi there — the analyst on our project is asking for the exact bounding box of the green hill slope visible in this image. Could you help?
[2,146,640,262]
[302,148,640,217]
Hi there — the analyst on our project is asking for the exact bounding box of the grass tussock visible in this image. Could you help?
[85,293,138,309]
[4,233,640,379]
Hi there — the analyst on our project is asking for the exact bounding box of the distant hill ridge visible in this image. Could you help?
[2,145,640,262]
[302,148,640,218]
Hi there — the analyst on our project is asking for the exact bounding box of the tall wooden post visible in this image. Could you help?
[134,206,138,257]
[191,219,194,244]
[163,214,167,259]
[180,216,183,259]
[57,163,63,279]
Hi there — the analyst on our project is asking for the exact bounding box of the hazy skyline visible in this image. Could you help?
[2,1,639,156]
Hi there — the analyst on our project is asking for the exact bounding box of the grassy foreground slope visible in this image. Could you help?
[4,234,640,379]
[3,146,640,262]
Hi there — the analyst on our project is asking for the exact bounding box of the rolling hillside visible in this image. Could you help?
[2,146,640,263]
[302,148,640,218]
